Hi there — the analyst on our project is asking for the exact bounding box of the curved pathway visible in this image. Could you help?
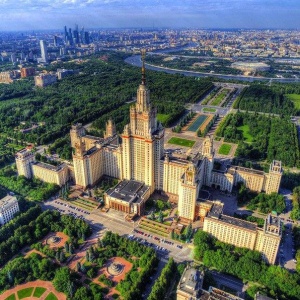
[0,280,66,300]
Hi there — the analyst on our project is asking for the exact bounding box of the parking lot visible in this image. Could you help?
[42,198,192,263]
[52,199,91,220]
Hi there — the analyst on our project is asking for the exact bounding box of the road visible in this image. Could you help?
[125,55,300,83]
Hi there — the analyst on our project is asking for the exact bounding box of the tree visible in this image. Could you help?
[85,251,90,262]
[185,223,193,242]
[64,242,69,253]
[156,200,165,211]
[53,267,72,295]
[73,286,92,300]
[158,211,164,223]
[76,262,81,272]
[69,244,73,254]
[59,251,65,262]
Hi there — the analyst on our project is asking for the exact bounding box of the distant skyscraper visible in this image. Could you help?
[68,28,73,45]
[54,35,58,47]
[84,32,90,44]
[64,26,68,42]
[40,40,48,63]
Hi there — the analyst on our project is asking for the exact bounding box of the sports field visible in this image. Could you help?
[168,137,195,148]
[187,115,208,132]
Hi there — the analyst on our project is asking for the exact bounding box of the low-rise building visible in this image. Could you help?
[34,73,57,87]
[0,71,19,83]
[203,206,282,264]
[31,162,69,186]
[15,148,69,186]
[20,67,35,78]
[105,179,150,216]
[177,267,204,300]
[0,195,19,225]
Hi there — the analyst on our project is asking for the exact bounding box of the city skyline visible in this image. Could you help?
[0,0,299,31]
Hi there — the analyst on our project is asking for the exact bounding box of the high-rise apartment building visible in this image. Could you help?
[39,40,48,63]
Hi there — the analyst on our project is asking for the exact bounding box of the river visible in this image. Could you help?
[124,55,300,83]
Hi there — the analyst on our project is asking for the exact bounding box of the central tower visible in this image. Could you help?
[121,49,164,192]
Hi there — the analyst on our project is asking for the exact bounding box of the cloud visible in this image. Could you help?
[0,0,299,30]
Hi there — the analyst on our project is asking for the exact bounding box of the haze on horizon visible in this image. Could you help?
[0,0,299,31]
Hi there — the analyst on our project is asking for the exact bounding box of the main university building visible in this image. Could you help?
[16,59,282,264]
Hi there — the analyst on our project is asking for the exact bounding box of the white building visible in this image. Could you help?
[0,195,19,225]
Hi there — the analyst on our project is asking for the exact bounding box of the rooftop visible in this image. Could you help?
[33,161,67,172]
[208,203,224,218]
[229,165,265,176]
[106,179,149,204]
[208,286,244,300]
[0,195,18,211]
[207,211,257,231]
[178,267,203,297]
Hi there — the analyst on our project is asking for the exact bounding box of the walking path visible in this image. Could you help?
[0,280,66,300]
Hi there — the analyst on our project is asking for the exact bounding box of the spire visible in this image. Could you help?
[141,48,146,85]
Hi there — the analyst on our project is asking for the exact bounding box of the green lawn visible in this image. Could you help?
[5,295,16,300]
[45,292,58,300]
[17,287,34,299]
[157,113,170,123]
[286,94,300,109]
[203,107,216,113]
[237,124,254,143]
[218,143,232,155]
[33,287,47,298]
[211,89,230,106]
[168,137,195,148]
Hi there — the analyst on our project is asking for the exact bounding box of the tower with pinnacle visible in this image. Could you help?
[121,49,164,192]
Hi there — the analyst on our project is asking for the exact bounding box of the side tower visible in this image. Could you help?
[70,123,86,148]
[264,160,282,194]
[15,149,35,179]
[201,135,214,186]
[104,118,116,138]
[121,49,164,193]
[255,214,282,264]
[178,162,200,222]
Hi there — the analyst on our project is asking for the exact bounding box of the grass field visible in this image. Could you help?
[286,94,300,109]
[157,113,170,123]
[218,143,232,155]
[210,88,230,106]
[5,295,16,300]
[168,137,195,148]
[33,287,47,297]
[187,115,208,132]
[237,124,254,143]
[17,287,34,299]
[203,107,216,113]
[45,292,58,300]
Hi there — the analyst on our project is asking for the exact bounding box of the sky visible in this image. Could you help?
[0,0,299,31]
